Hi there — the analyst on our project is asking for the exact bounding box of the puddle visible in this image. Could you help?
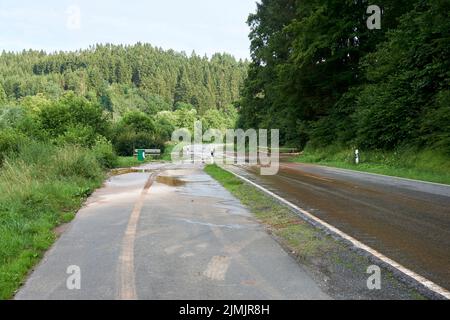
[110,169,187,187]
[110,168,154,176]
[157,176,186,187]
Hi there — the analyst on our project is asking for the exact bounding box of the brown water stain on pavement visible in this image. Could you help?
[157,175,186,187]
[111,168,155,176]
[238,163,450,290]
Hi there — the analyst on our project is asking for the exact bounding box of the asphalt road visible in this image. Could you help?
[225,162,450,291]
[15,163,329,300]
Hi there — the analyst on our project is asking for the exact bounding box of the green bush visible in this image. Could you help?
[419,91,450,154]
[91,137,118,169]
[39,92,109,142]
[55,125,98,148]
[52,145,103,180]
[0,129,27,164]
[120,111,155,134]
[113,129,163,156]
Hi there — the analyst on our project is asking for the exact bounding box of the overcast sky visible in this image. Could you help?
[0,0,257,60]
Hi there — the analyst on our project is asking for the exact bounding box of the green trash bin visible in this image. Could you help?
[137,149,146,162]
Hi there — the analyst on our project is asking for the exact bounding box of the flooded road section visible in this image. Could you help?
[16,162,330,300]
[226,162,450,291]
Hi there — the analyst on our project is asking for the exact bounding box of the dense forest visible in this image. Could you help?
[238,0,450,153]
[0,43,247,115]
[0,44,248,156]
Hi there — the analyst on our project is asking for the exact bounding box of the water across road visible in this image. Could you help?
[225,162,450,291]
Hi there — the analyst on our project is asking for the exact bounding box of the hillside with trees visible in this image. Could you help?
[0,44,248,156]
[238,0,450,155]
[0,43,247,116]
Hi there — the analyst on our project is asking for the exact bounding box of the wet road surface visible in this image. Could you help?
[225,162,450,291]
[15,163,329,300]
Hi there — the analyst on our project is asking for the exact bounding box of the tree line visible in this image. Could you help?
[0,44,247,156]
[0,43,247,116]
[238,0,450,153]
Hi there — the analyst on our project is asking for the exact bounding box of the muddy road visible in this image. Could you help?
[226,162,450,291]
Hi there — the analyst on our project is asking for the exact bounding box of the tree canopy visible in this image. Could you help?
[239,0,450,153]
[0,44,248,117]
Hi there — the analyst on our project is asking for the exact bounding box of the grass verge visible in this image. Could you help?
[115,156,151,168]
[292,147,450,185]
[0,142,107,300]
[115,143,176,168]
[204,164,425,300]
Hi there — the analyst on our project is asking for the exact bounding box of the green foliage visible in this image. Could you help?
[239,0,449,154]
[0,106,27,130]
[0,44,248,116]
[0,83,6,105]
[91,137,118,169]
[119,111,155,134]
[19,93,52,113]
[56,125,98,147]
[420,91,450,152]
[0,141,105,299]
[202,106,238,132]
[0,129,27,164]
[356,0,450,151]
[154,116,176,143]
[173,107,197,132]
[112,111,163,156]
[51,145,103,180]
[113,130,162,156]
[39,92,108,142]
[115,156,151,168]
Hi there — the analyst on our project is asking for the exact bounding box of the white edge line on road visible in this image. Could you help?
[221,165,450,300]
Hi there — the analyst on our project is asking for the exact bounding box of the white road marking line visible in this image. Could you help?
[204,256,231,281]
[221,165,450,300]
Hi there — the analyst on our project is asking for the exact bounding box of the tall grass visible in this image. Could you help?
[0,141,106,299]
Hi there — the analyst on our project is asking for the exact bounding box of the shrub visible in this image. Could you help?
[120,111,155,134]
[55,125,98,148]
[39,92,109,140]
[0,129,27,164]
[113,129,158,156]
[91,137,118,169]
[52,145,103,180]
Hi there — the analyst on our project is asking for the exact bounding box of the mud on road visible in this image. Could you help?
[228,162,450,292]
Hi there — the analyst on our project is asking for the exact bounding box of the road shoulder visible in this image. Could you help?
[205,164,427,300]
